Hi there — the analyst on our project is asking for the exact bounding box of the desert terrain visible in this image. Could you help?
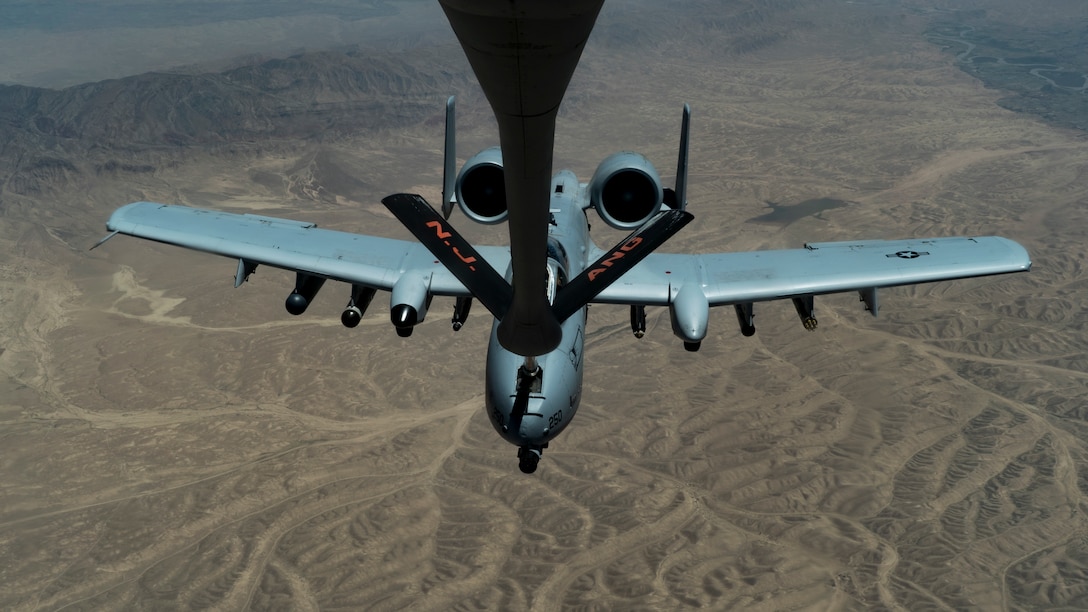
[2,0,1088,609]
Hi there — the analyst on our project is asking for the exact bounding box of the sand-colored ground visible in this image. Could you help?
[3,1,1088,609]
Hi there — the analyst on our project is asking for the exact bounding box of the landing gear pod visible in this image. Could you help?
[390,273,431,337]
[670,283,708,347]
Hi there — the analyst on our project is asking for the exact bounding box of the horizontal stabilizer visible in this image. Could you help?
[382,193,512,320]
[552,209,692,322]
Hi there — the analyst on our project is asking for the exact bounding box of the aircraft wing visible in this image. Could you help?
[593,236,1031,306]
[103,202,510,296]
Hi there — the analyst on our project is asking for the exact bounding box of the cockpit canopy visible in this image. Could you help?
[546,238,569,305]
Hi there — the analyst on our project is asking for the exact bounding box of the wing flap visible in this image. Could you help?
[105,202,510,295]
[595,236,1031,306]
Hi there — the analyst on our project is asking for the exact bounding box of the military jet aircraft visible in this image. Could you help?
[98,0,1031,473]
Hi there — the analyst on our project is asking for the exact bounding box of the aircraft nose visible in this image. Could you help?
[518,399,548,443]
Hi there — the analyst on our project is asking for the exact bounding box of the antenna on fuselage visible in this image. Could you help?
[441,95,457,220]
[674,103,691,212]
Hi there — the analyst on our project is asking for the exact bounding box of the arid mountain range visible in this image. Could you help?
[2,0,1088,609]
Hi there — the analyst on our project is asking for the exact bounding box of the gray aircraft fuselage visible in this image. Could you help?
[483,170,588,470]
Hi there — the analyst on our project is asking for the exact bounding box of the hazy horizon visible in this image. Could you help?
[0,0,449,88]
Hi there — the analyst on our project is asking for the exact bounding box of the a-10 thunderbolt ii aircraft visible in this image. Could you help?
[98,0,1031,473]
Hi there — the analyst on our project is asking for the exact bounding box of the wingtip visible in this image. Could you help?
[1000,236,1033,272]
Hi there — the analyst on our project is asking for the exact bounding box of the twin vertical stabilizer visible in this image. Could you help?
[674,104,691,211]
[441,96,457,220]
[425,0,692,356]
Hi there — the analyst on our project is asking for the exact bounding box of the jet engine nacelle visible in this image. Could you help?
[456,147,507,224]
[589,152,664,230]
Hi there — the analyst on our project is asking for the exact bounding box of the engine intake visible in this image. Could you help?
[589,152,664,230]
[456,147,507,224]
